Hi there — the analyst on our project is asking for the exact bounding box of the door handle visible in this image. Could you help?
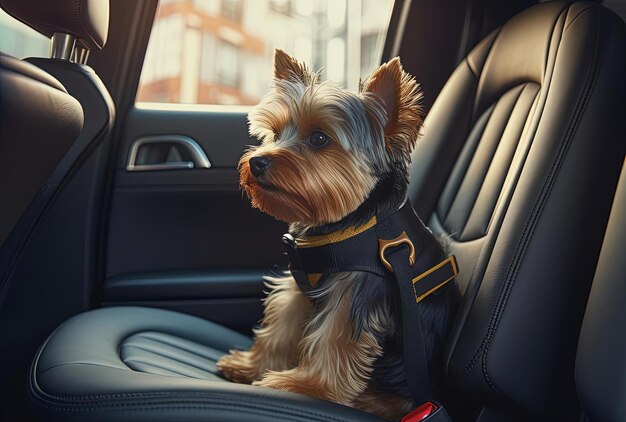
[126,135,211,171]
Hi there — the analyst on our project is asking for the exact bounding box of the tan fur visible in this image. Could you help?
[252,283,383,406]
[219,273,406,420]
[274,48,317,85]
[217,275,312,383]
[241,56,422,227]
[362,57,423,162]
[239,141,376,226]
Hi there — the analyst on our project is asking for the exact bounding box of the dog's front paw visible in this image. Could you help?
[254,370,333,401]
[217,350,262,384]
[253,370,300,391]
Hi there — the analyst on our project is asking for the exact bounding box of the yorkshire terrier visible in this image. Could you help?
[217,49,456,420]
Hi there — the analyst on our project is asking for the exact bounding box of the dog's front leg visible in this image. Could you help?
[217,274,312,383]
[253,278,384,406]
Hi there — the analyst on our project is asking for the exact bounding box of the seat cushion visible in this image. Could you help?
[120,331,230,380]
[29,307,386,421]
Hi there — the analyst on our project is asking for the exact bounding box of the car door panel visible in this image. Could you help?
[101,269,269,333]
[104,107,287,329]
[106,189,286,276]
[120,107,256,169]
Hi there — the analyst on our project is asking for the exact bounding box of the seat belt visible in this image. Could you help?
[375,212,458,403]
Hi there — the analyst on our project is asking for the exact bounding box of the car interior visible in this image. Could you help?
[0,0,624,421]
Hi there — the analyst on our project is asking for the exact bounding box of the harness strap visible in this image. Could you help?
[378,232,458,403]
[412,257,458,303]
[386,246,433,403]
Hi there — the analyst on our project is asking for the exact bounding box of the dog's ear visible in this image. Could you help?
[274,49,314,84]
[362,58,423,159]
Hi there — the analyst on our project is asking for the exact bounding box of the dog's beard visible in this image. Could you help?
[239,144,377,228]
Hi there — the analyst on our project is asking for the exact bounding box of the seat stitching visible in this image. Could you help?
[124,336,221,363]
[480,4,602,393]
[457,84,528,238]
[122,344,216,376]
[120,359,193,379]
[38,361,129,379]
[33,400,339,422]
[123,356,212,379]
[31,363,358,422]
[470,27,503,116]
[541,6,573,80]
[484,85,541,236]
[563,5,594,33]
[465,57,478,78]
[30,388,357,422]
[135,332,224,359]
[440,102,497,224]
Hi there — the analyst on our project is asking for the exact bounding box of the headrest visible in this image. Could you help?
[0,0,109,50]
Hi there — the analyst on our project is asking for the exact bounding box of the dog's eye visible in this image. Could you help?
[309,131,329,148]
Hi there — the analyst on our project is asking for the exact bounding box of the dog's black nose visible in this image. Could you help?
[249,156,271,177]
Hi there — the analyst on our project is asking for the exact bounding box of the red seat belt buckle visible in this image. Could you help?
[401,401,439,422]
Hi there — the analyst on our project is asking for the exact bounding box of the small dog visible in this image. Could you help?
[217,49,454,420]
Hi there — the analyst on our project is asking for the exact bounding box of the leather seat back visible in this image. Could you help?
[0,55,83,246]
[0,0,113,410]
[576,158,626,422]
[408,1,626,417]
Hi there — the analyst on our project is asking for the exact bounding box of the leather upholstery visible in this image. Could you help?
[28,2,626,421]
[0,53,83,246]
[28,307,386,422]
[0,52,87,416]
[0,0,109,50]
[120,331,229,379]
[407,1,626,417]
[576,159,626,422]
[0,55,115,401]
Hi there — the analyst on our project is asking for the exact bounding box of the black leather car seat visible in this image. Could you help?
[576,158,626,422]
[0,55,83,246]
[27,1,626,421]
[0,0,114,417]
[409,1,625,419]
[0,51,84,417]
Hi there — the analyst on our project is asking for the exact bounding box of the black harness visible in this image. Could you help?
[282,200,458,403]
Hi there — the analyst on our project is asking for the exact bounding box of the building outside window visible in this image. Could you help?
[217,41,239,87]
[137,0,395,106]
[222,0,242,22]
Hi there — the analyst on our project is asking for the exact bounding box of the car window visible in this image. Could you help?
[136,0,395,107]
[0,9,49,59]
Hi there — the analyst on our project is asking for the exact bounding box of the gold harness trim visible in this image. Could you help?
[295,216,377,248]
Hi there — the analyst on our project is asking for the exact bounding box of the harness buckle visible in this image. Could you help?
[378,231,416,273]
